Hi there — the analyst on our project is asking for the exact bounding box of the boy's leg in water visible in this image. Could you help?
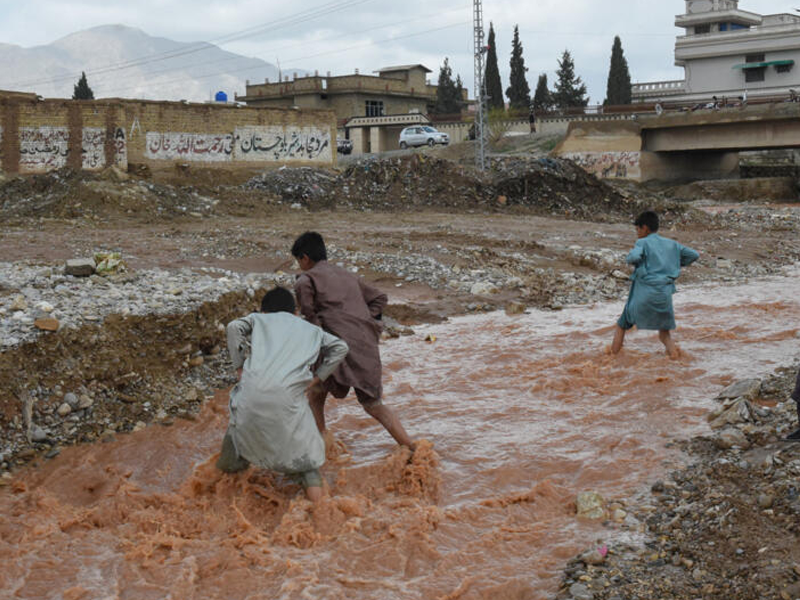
[308,386,328,434]
[611,325,626,354]
[658,330,680,358]
[361,396,415,449]
[294,469,324,502]
[216,430,250,473]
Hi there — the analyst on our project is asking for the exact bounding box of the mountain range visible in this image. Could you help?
[0,24,302,103]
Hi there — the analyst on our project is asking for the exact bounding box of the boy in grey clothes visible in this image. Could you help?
[216,287,348,501]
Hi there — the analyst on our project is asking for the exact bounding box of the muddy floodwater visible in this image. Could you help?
[2,269,800,600]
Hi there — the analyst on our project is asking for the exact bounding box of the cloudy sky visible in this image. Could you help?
[0,0,796,103]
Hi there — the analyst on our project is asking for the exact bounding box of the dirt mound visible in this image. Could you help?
[0,168,221,221]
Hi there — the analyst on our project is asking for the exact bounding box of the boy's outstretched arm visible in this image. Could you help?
[359,278,388,320]
[625,239,645,265]
[315,333,349,382]
[679,244,700,267]
[294,274,321,326]
[226,316,253,370]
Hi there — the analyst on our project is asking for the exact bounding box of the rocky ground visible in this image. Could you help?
[1,141,800,596]
[557,370,800,600]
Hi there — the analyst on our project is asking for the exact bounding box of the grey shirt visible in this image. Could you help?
[226,312,348,473]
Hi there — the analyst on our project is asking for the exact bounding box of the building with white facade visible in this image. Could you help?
[632,1,800,104]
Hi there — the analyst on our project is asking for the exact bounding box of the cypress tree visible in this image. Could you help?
[505,25,530,111]
[434,58,462,114]
[532,73,554,111]
[605,36,632,105]
[72,71,94,100]
[552,49,588,109]
[484,23,504,110]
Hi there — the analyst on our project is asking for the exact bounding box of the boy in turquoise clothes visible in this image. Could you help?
[611,211,699,357]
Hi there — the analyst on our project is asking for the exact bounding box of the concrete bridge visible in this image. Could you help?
[554,103,800,182]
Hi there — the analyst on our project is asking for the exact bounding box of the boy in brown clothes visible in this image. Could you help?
[292,231,414,449]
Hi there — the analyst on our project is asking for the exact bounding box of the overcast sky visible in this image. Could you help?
[0,0,796,104]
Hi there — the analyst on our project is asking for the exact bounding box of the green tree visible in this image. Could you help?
[484,23,504,110]
[552,49,588,109]
[532,73,554,111]
[433,57,462,114]
[505,25,530,111]
[72,71,94,100]
[605,36,632,105]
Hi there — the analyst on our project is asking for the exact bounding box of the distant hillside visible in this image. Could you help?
[0,24,302,102]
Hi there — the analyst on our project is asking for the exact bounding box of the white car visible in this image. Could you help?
[398,126,449,149]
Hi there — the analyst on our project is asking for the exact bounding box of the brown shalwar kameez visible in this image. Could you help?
[294,260,387,403]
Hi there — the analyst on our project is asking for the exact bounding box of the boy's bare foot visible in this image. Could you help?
[305,486,324,502]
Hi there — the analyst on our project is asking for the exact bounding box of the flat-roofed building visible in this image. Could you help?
[633,0,800,104]
[236,65,440,121]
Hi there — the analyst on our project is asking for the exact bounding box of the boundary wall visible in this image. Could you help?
[0,95,336,174]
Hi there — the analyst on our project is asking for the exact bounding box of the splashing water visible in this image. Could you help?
[3,269,800,600]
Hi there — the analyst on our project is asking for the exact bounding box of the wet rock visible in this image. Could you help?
[717,378,761,401]
[576,491,606,520]
[708,398,758,429]
[470,281,498,296]
[65,258,96,277]
[715,426,750,449]
[504,301,526,315]
[568,583,593,600]
[579,545,608,566]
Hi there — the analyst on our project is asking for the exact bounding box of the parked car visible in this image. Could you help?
[337,138,353,155]
[398,126,449,149]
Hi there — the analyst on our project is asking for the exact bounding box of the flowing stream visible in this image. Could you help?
[2,269,800,600]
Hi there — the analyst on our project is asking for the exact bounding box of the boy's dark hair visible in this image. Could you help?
[291,231,327,262]
[634,211,659,232]
[260,287,296,314]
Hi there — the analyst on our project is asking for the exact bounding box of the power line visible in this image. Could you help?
[83,4,470,89]
[95,20,471,98]
[7,0,375,89]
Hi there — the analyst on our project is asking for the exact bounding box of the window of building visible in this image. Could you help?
[745,68,766,82]
[365,100,385,117]
[694,24,710,34]
[730,23,749,30]
[719,22,728,31]
[777,63,793,73]
[745,53,765,64]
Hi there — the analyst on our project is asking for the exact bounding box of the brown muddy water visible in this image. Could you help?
[2,270,800,600]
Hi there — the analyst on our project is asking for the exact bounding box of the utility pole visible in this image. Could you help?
[473,0,487,171]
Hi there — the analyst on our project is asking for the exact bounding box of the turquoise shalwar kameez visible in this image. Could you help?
[617,233,699,331]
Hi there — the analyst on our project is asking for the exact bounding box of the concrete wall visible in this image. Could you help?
[0,96,336,174]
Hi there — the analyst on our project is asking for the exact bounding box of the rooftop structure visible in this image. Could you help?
[633,0,800,104]
[236,64,463,123]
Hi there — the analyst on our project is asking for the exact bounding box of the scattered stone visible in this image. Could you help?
[715,426,750,449]
[188,355,205,367]
[34,317,59,331]
[504,301,526,315]
[31,426,49,443]
[78,395,94,409]
[470,281,498,296]
[56,403,72,417]
[64,393,79,408]
[758,493,775,509]
[716,378,761,401]
[576,491,606,520]
[65,258,96,277]
[568,582,593,600]
[9,295,28,311]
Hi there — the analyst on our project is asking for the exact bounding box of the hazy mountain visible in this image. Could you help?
[0,24,302,102]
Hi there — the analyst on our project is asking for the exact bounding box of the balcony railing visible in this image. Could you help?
[632,80,687,94]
